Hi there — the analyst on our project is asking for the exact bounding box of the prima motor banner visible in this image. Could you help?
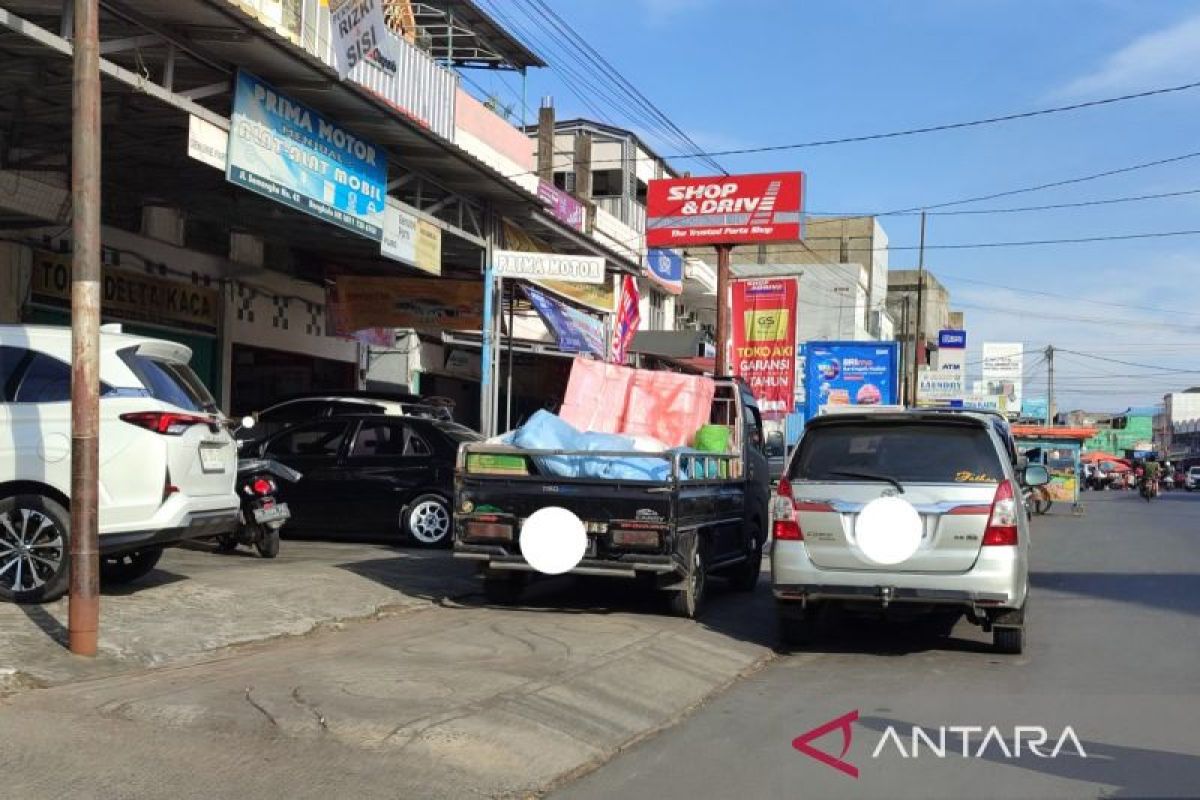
[731,278,798,420]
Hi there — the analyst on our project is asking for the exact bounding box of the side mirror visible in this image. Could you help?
[1024,464,1051,487]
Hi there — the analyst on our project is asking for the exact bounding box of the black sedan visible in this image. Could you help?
[251,415,481,547]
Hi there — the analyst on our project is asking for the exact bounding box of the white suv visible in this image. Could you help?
[0,325,239,602]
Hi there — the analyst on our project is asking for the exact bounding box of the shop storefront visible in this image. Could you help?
[22,244,223,394]
[226,277,361,415]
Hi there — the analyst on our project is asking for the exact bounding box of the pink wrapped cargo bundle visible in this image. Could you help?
[558,357,715,449]
[558,359,633,433]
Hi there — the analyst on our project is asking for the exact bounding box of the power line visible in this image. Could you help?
[522,0,726,175]
[803,186,1200,218]
[498,81,1200,176]
[1055,348,1200,372]
[938,275,1200,319]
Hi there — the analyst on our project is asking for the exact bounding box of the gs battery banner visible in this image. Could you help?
[645,172,804,247]
[731,278,798,420]
[227,71,386,240]
[804,341,901,419]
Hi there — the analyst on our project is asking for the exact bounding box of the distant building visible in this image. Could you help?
[886,269,964,384]
[1159,388,1200,464]
[1071,407,1160,454]
[688,215,894,340]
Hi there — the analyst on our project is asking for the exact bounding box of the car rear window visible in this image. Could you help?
[120,349,216,413]
[790,421,1006,484]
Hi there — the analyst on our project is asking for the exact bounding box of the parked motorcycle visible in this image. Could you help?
[217,457,301,558]
[218,416,301,558]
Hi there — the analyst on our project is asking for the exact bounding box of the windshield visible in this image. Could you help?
[790,421,1005,484]
[119,348,217,413]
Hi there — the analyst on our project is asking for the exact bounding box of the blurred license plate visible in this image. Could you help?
[253,503,289,524]
[199,444,226,473]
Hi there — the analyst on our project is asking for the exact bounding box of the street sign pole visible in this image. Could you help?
[715,244,733,376]
[68,0,102,656]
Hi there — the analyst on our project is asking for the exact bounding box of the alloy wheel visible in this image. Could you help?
[0,507,66,594]
[408,500,450,544]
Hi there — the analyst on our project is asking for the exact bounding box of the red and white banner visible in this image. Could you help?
[731,278,798,420]
[645,172,804,248]
[610,275,641,364]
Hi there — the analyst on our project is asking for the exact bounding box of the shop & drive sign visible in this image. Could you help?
[645,172,804,247]
[227,71,386,240]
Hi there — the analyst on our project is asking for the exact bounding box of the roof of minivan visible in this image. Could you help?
[805,409,995,429]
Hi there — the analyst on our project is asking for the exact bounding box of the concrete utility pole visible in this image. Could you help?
[910,210,927,405]
[714,244,733,376]
[68,0,102,657]
[536,97,554,182]
[1047,344,1056,425]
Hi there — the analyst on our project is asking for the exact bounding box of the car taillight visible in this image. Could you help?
[982,480,1020,546]
[772,477,803,541]
[120,411,212,436]
[250,478,275,496]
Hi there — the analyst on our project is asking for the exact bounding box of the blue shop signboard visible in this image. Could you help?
[805,341,900,419]
[227,70,386,240]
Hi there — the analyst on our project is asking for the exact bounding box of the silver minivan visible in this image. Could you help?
[771,410,1049,654]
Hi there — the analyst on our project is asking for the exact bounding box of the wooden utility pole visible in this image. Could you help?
[68,0,102,656]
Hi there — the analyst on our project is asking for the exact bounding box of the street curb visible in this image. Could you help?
[526,646,780,799]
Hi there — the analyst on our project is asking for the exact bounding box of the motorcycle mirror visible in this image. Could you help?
[240,415,256,430]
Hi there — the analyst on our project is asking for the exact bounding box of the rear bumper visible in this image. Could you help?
[99,508,239,555]
[771,540,1026,610]
[773,583,1010,605]
[454,544,679,578]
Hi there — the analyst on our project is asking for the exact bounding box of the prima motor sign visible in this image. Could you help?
[645,172,804,247]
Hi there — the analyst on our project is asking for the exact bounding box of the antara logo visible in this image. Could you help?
[793,710,1088,778]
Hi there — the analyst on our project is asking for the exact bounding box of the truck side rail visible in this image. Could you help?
[456,443,744,484]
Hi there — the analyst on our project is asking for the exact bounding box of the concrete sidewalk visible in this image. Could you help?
[0,540,478,692]
[1,564,777,799]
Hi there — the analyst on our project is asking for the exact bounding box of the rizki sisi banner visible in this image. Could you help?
[645,172,804,247]
[731,278,798,420]
[330,0,396,81]
[226,71,386,240]
[804,341,900,419]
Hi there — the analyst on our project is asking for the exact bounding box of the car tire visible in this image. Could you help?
[993,626,1024,654]
[0,494,71,604]
[777,604,820,649]
[404,494,452,548]
[100,546,164,585]
[668,538,707,619]
[728,522,764,592]
[255,527,280,559]
[482,572,526,605]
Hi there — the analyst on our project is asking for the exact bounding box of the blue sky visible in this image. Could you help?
[473,0,1200,411]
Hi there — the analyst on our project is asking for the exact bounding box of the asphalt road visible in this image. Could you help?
[555,490,1200,800]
